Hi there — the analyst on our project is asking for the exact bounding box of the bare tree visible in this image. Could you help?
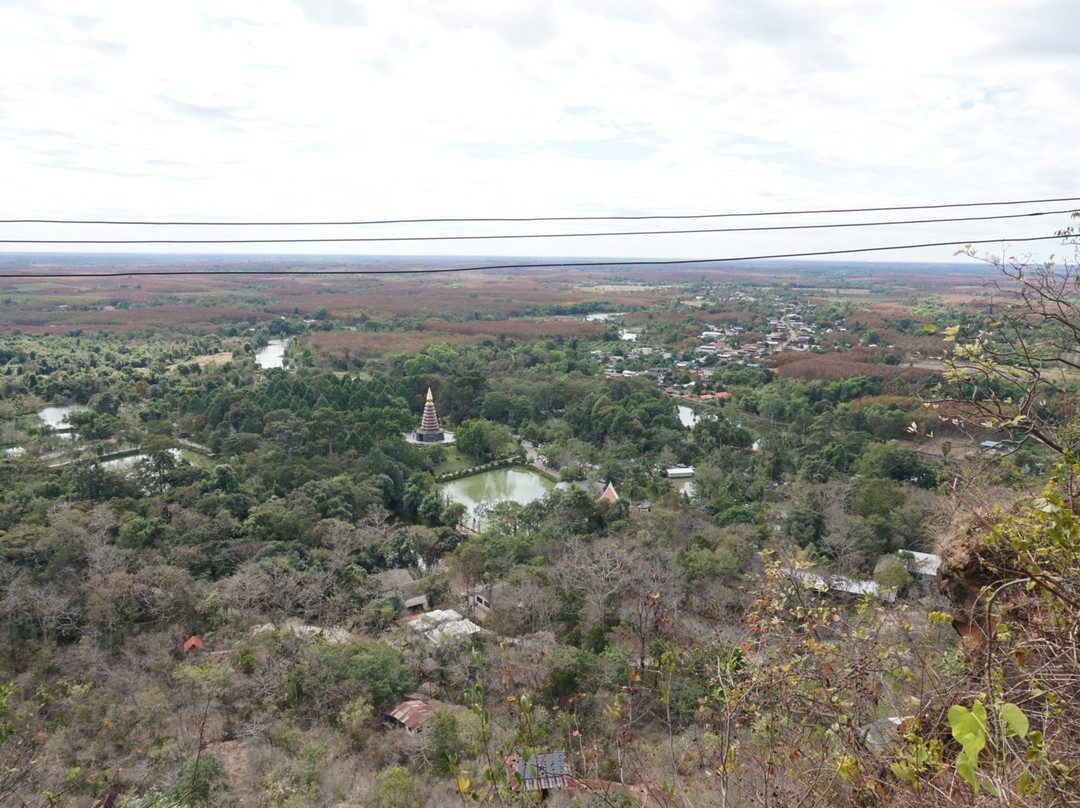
[619,549,685,670]
[552,538,629,633]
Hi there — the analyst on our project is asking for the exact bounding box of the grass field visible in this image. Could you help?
[431,445,477,476]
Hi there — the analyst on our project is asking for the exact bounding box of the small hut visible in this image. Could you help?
[386,699,434,734]
[505,751,571,794]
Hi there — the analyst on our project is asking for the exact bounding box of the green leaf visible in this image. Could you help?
[948,703,987,758]
[999,702,1029,738]
[972,701,988,737]
[913,743,928,766]
[1017,771,1034,796]
[890,762,916,783]
[955,748,979,792]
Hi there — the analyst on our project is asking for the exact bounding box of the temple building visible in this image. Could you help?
[597,482,619,505]
[411,388,453,444]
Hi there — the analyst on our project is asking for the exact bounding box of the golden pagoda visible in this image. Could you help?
[415,388,446,443]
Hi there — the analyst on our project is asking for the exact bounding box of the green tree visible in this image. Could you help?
[786,506,824,547]
[856,441,936,488]
[140,434,178,493]
[368,766,422,808]
[427,709,464,776]
[310,406,343,458]
[849,477,906,519]
[873,555,913,593]
[454,419,512,462]
[338,695,374,750]
[172,752,229,806]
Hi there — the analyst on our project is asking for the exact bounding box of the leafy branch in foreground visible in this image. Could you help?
[930,249,1080,457]
[898,463,1080,804]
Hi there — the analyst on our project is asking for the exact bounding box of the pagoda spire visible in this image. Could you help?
[416,387,445,443]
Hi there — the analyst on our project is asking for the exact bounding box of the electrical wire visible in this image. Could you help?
[2,195,1078,226]
[0,209,1072,245]
[0,234,1062,278]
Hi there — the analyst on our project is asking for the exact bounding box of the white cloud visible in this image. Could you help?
[0,0,1076,260]
[293,0,367,27]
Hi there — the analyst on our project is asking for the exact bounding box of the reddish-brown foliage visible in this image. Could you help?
[305,331,477,359]
[432,319,605,340]
[848,394,922,411]
[769,351,918,382]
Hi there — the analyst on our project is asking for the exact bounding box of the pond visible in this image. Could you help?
[442,468,554,530]
[677,405,698,428]
[584,312,625,321]
[255,338,291,369]
[101,448,183,470]
[39,405,89,429]
[676,479,696,498]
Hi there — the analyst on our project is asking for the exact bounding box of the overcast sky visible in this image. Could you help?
[1,0,1078,262]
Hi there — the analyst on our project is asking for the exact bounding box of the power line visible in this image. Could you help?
[0,209,1072,245]
[0,234,1061,279]
[2,195,1078,227]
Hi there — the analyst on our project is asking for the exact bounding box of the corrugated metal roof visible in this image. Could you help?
[389,700,434,731]
[509,752,570,790]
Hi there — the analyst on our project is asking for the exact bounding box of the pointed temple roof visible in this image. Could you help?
[416,387,445,442]
[598,482,619,504]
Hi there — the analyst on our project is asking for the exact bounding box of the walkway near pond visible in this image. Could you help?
[176,437,216,456]
[520,438,561,477]
[436,455,540,482]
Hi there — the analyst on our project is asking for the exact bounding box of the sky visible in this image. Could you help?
[1,0,1079,262]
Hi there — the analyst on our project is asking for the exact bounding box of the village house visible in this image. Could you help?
[464,581,508,619]
[665,467,695,479]
[373,568,430,612]
[785,568,897,604]
[386,699,434,734]
[409,608,485,644]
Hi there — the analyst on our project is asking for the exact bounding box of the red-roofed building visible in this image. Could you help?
[183,635,204,653]
[597,482,619,505]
